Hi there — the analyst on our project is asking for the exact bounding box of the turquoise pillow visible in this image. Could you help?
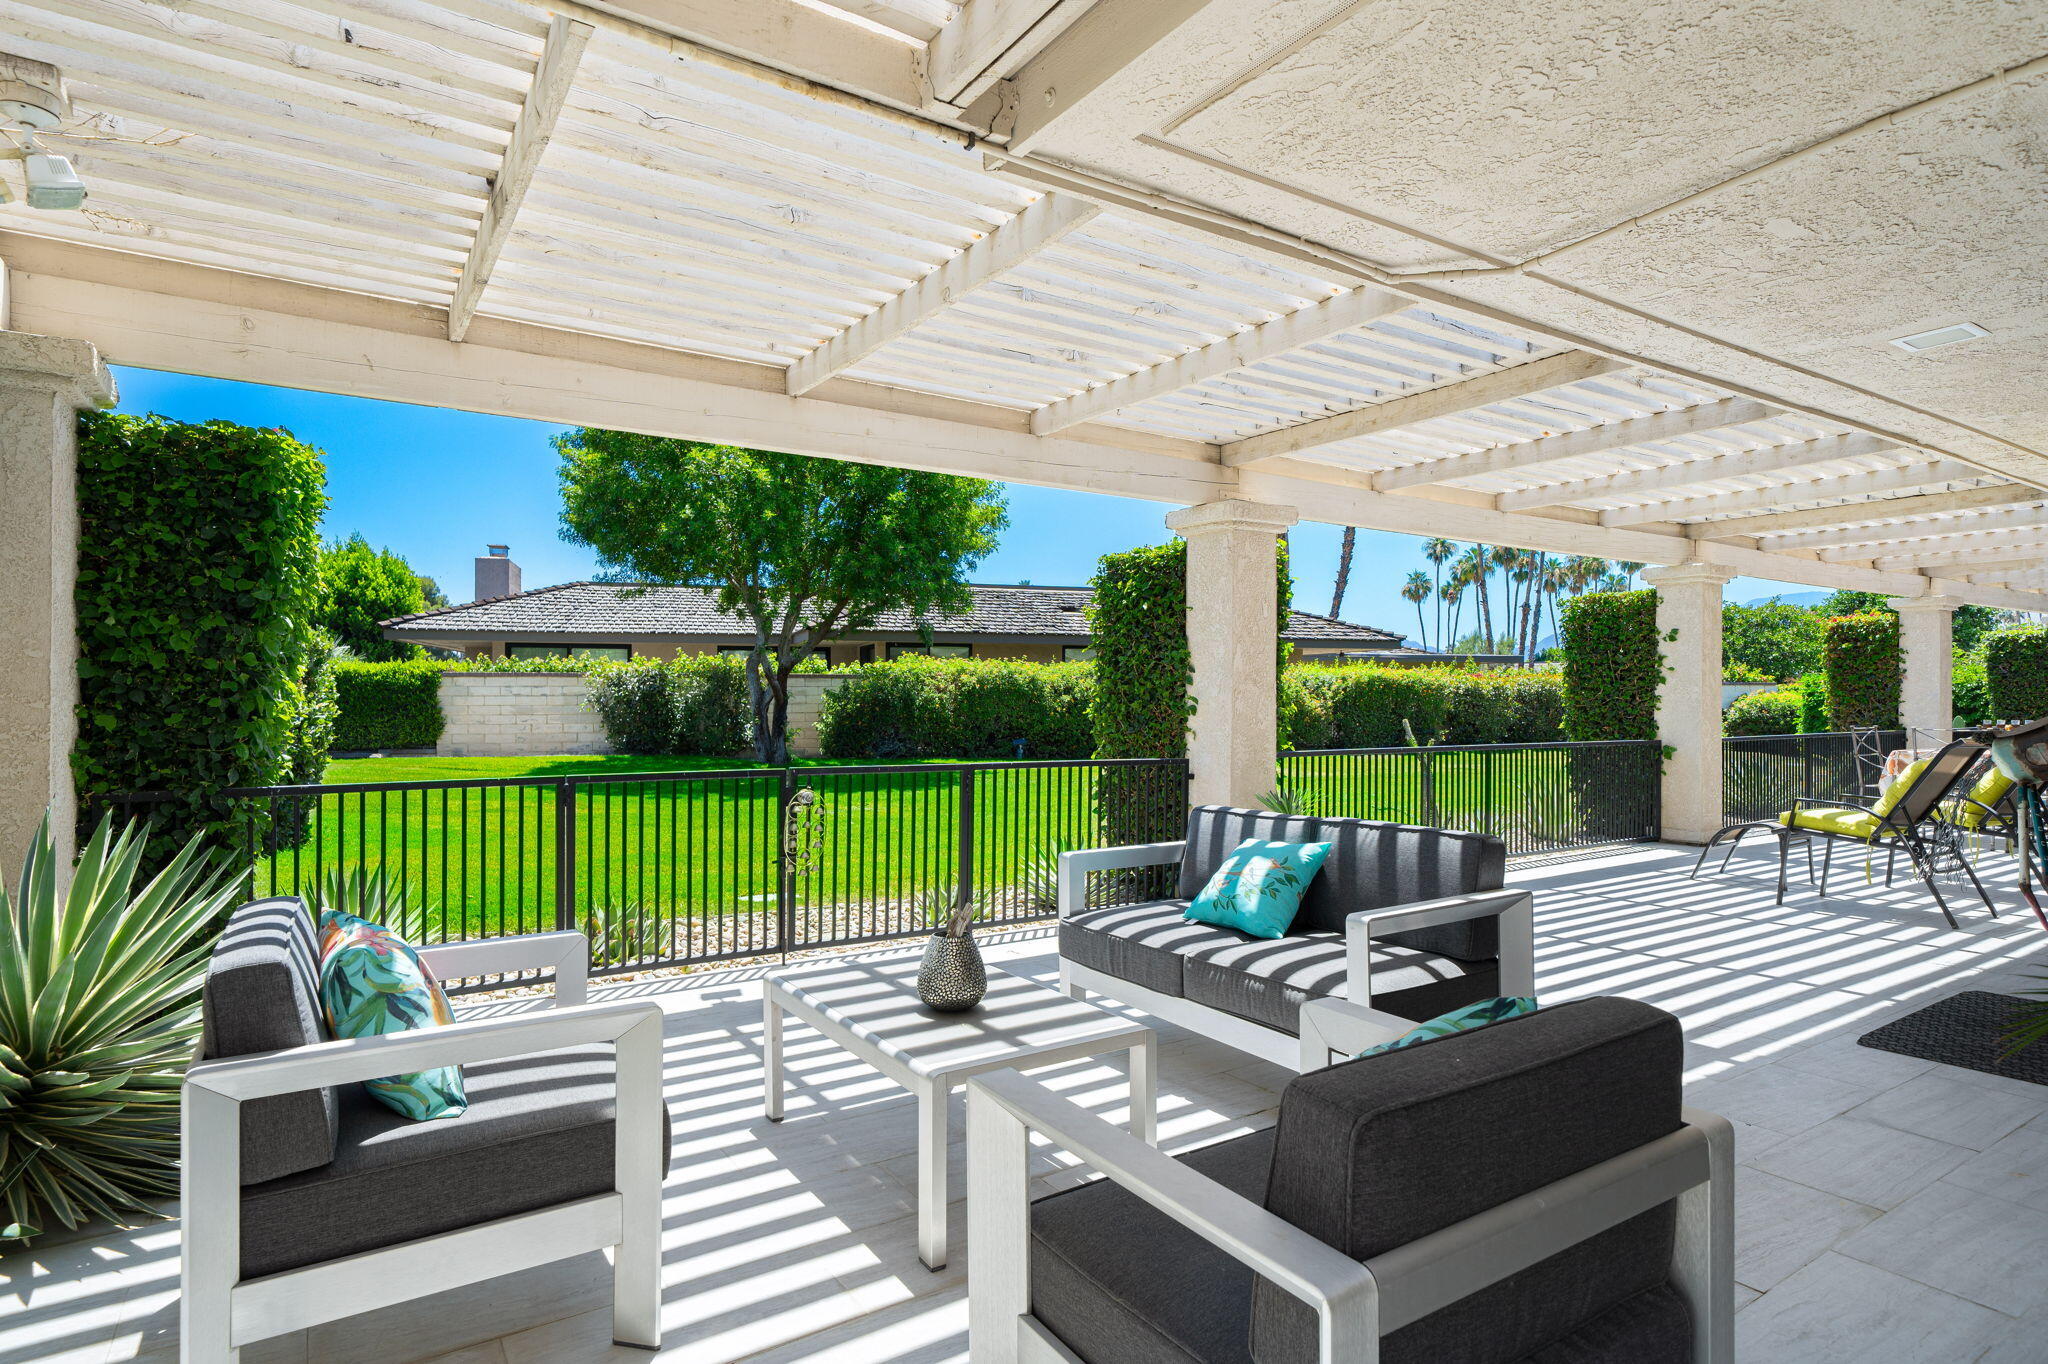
[317,911,468,1121]
[1184,838,1332,939]
[1357,996,1539,1059]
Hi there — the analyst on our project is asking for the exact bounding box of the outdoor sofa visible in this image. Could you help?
[967,995,1734,1364]
[179,897,669,1362]
[1055,806,1535,1070]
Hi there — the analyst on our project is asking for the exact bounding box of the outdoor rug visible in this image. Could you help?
[1858,990,2048,1086]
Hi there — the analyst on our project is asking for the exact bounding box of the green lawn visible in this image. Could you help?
[243,747,1643,965]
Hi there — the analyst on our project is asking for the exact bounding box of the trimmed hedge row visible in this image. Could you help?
[1823,612,1901,728]
[1984,625,2048,722]
[72,411,327,848]
[332,661,445,751]
[1284,665,1565,749]
[1723,688,1802,737]
[816,657,1096,760]
[586,655,749,756]
[1559,590,1661,742]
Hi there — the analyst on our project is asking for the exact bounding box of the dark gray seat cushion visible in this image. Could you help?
[1252,997,1685,1364]
[1183,934,1498,1036]
[240,1043,674,1278]
[201,897,338,1184]
[1177,807,1506,960]
[1032,1128,1275,1364]
[1059,901,1253,997]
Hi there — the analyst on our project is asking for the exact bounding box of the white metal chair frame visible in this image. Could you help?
[1056,841,1536,1072]
[180,933,665,1362]
[965,1067,1735,1364]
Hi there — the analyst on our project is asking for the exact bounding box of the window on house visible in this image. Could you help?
[508,644,631,661]
[1063,646,1097,662]
[717,645,755,656]
[887,643,973,660]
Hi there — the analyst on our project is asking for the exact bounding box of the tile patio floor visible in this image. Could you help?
[7,842,2048,1363]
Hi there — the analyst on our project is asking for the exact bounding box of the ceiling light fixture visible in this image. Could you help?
[0,51,84,210]
[1889,322,1988,353]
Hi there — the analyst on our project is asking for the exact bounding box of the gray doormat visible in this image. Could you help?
[1858,991,2048,1086]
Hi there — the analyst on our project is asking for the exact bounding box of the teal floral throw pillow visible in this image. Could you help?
[317,910,468,1121]
[1184,838,1333,939]
[1357,996,1539,1059]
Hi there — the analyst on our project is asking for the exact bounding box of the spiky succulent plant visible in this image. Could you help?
[0,815,239,1242]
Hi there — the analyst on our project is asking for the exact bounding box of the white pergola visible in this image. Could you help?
[2,0,2044,854]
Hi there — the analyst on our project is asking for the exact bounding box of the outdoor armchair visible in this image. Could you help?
[180,898,669,1363]
[1056,807,1533,1071]
[967,996,1733,1364]
[1779,737,1997,927]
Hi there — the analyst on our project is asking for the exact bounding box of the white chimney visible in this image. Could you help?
[474,544,520,601]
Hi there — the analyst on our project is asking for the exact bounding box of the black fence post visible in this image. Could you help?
[776,767,796,957]
[553,778,576,933]
[957,766,977,909]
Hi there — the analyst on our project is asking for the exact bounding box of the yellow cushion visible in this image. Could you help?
[1782,807,1889,839]
[1872,758,1929,817]
[1932,769,2015,831]
[1968,767,2016,809]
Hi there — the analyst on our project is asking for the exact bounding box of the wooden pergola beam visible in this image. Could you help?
[1740,496,2047,553]
[1508,434,1905,515]
[1591,449,1966,525]
[449,14,592,343]
[1861,530,2048,569]
[1689,482,2036,542]
[928,0,1095,107]
[1028,284,1409,435]
[1370,396,1778,492]
[1220,350,1628,468]
[785,193,1098,397]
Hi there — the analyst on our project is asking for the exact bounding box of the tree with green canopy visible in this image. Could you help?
[1722,600,1827,681]
[557,432,1008,763]
[318,533,426,661]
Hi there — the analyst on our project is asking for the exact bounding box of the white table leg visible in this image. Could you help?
[1129,1034,1157,1145]
[763,987,784,1122]
[917,1080,950,1269]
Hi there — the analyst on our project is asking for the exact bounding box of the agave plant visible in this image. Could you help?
[0,814,240,1242]
[313,864,427,940]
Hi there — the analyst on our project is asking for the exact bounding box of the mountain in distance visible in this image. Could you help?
[1742,590,1832,609]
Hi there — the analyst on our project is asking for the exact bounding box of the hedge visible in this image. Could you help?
[72,411,326,850]
[1559,590,1661,741]
[586,655,749,756]
[1984,625,2048,722]
[1724,689,1802,737]
[1952,652,1990,728]
[1797,672,1830,734]
[1823,613,1901,728]
[1284,665,1565,749]
[332,661,445,751]
[816,657,1095,760]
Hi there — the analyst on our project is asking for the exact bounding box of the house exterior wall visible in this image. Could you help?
[438,673,610,757]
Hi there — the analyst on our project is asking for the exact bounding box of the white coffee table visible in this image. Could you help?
[763,955,1156,1268]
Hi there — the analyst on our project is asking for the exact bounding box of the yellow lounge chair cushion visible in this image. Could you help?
[1940,768,2018,831]
[1872,758,1929,817]
[1781,806,1891,839]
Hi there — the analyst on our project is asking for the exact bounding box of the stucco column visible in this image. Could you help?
[1166,499,1299,809]
[1888,594,1959,742]
[0,329,114,868]
[1642,562,1734,845]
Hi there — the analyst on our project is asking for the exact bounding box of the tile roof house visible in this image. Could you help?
[383,549,1417,666]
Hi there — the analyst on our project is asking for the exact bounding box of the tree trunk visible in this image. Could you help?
[1475,548,1493,650]
[1331,527,1356,618]
[763,669,793,767]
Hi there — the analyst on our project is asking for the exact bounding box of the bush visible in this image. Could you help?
[1953,651,1990,728]
[1724,689,1802,736]
[1281,665,1564,748]
[1559,590,1661,741]
[332,661,445,751]
[1797,672,1830,733]
[586,656,749,756]
[1722,601,1825,681]
[1823,613,1901,728]
[1984,625,2048,722]
[1722,662,1772,685]
[816,658,1095,760]
[1441,668,1566,744]
[72,412,326,850]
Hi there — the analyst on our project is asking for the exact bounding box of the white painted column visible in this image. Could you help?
[1642,562,1734,845]
[1888,594,1959,742]
[0,327,115,867]
[1166,499,1299,809]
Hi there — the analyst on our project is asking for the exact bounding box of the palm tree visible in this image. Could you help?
[1331,526,1357,618]
[1401,570,1432,650]
[1596,572,1633,593]
[1442,578,1467,653]
[1616,560,1646,590]
[1456,544,1492,650]
[1422,537,1455,652]
[1509,550,1540,661]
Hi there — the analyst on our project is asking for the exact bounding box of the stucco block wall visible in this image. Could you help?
[438,673,611,757]
[787,674,848,758]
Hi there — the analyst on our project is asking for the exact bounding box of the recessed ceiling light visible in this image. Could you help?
[1889,322,1988,352]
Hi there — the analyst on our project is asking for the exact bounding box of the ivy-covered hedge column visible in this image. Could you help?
[1888,594,1960,740]
[1642,562,1734,845]
[1164,499,1298,807]
[0,332,114,864]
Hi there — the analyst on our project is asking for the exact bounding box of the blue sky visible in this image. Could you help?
[109,366,1793,643]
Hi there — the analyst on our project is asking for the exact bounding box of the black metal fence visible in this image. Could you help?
[105,758,1189,979]
[1276,739,1663,857]
[1721,730,1907,825]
